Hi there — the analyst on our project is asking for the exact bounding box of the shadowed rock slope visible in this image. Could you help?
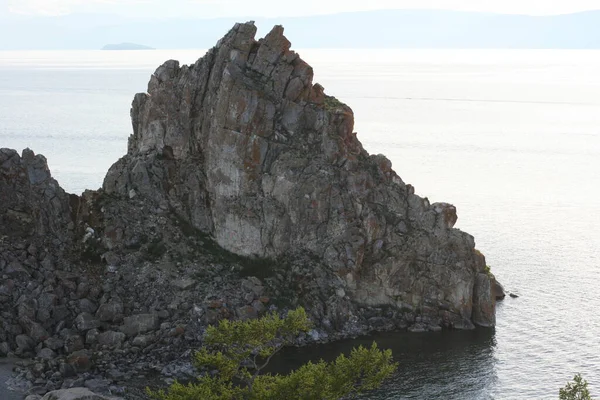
[103,21,496,329]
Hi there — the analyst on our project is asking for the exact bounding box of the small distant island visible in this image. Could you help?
[101,42,154,50]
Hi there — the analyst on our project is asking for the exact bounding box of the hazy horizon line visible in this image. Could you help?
[4,7,600,20]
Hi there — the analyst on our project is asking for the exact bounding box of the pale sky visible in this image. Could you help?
[3,0,600,18]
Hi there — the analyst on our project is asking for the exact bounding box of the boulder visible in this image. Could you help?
[493,278,506,300]
[19,317,50,343]
[16,334,35,352]
[63,334,84,353]
[4,261,30,278]
[171,278,196,290]
[44,337,64,351]
[41,388,119,400]
[97,331,126,348]
[0,341,10,356]
[36,347,56,360]
[75,312,101,332]
[37,293,58,322]
[78,299,98,314]
[131,334,155,348]
[120,314,159,337]
[84,378,112,394]
[86,328,99,344]
[95,302,123,323]
[66,349,92,372]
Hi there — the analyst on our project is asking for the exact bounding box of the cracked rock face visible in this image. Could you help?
[0,148,74,249]
[103,22,496,328]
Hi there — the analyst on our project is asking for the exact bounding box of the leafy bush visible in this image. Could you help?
[560,374,593,400]
[149,307,397,400]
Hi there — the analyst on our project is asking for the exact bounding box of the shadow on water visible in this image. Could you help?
[268,328,498,400]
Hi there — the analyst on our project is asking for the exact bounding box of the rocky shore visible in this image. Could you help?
[0,22,500,399]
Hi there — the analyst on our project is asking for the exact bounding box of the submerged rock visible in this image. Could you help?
[493,278,506,300]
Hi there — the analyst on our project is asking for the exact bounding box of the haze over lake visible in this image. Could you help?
[1,48,599,399]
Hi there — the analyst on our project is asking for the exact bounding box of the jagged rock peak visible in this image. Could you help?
[103,22,497,329]
[0,148,74,246]
[124,22,329,159]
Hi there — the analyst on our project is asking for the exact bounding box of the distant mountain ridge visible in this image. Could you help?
[1,9,599,49]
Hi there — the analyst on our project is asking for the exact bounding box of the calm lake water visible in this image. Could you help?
[1,48,599,399]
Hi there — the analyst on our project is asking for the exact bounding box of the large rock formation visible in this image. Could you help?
[103,22,495,329]
[0,21,498,398]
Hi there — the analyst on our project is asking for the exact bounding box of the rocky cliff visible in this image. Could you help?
[104,21,496,328]
[0,22,497,398]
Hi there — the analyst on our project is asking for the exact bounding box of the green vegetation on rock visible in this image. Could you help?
[323,95,346,111]
[148,307,397,400]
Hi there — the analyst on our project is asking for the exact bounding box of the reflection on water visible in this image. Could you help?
[269,329,497,399]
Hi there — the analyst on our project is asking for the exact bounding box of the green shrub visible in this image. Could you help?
[148,307,397,400]
[560,374,593,400]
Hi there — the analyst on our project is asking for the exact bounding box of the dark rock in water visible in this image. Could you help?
[510,293,520,298]
[0,21,500,398]
[493,278,506,300]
